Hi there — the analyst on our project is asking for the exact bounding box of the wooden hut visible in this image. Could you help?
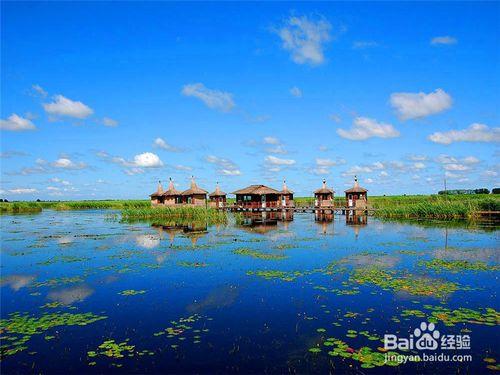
[279,179,294,208]
[150,181,164,206]
[209,182,227,208]
[162,177,183,206]
[232,185,281,209]
[345,176,368,209]
[314,179,335,208]
[181,176,208,206]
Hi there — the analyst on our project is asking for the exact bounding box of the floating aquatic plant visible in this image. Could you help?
[418,259,499,272]
[233,247,287,260]
[118,289,146,296]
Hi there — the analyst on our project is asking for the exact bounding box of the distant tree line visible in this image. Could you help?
[438,188,497,195]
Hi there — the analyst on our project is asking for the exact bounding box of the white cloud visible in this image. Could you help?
[265,155,296,166]
[50,177,71,185]
[319,158,346,167]
[413,162,426,170]
[429,123,500,145]
[7,188,38,194]
[380,171,389,177]
[276,15,331,66]
[337,117,400,141]
[205,155,241,176]
[409,154,428,161]
[390,89,452,120]
[263,136,281,145]
[431,36,457,45]
[133,152,163,168]
[31,84,48,97]
[352,41,378,49]
[51,158,87,170]
[463,156,480,164]
[365,178,374,183]
[290,86,302,98]
[444,163,469,171]
[181,83,235,112]
[43,95,93,119]
[1,114,36,131]
[153,137,183,152]
[344,165,373,175]
[102,117,118,127]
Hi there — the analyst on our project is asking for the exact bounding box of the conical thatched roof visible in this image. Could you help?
[162,178,182,196]
[181,176,208,196]
[314,179,334,194]
[150,181,164,197]
[345,176,368,193]
[232,185,281,195]
[280,179,293,195]
[209,182,226,197]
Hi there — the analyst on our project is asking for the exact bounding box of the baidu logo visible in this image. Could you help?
[414,322,440,350]
[384,321,470,351]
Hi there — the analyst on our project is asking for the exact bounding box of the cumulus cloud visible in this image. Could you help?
[276,15,331,66]
[1,114,36,131]
[43,95,93,119]
[290,86,302,98]
[205,155,241,176]
[97,151,163,175]
[153,137,183,152]
[444,163,470,171]
[265,155,296,166]
[133,152,163,168]
[5,188,38,194]
[51,158,87,170]
[429,123,500,145]
[102,117,118,127]
[337,117,400,141]
[310,157,345,175]
[390,89,452,120]
[431,36,457,45]
[31,84,48,97]
[181,83,235,112]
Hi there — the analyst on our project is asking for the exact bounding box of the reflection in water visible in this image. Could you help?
[187,284,239,313]
[47,285,94,305]
[315,211,335,235]
[135,234,161,249]
[237,212,294,234]
[346,212,368,238]
[0,274,36,291]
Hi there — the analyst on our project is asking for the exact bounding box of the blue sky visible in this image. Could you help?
[1,2,499,200]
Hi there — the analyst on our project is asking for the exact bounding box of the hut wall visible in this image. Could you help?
[164,196,179,206]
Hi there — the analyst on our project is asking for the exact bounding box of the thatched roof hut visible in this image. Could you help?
[150,181,164,197]
[232,185,281,208]
[314,179,334,208]
[345,176,368,208]
[181,176,208,196]
[209,182,226,198]
[344,176,368,194]
[232,185,281,195]
[163,178,182,196]
[314,179,335,195]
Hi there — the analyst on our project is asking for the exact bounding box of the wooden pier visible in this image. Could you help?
[218,205,376,215]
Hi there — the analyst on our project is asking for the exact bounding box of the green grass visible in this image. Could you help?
[120,206,228,224]
[0,200,149,213]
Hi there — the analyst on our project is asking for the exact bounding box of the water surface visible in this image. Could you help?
[1,210,499,373]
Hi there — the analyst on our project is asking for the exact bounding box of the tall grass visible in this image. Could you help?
[120,206,228,224]
[1,200,150,214]
[371,195,500,219]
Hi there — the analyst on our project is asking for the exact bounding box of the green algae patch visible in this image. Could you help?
[34,276,84,288]
[402,306,500,326]
[419,259,499,272]
[88,339,135,359]
[178,261,208,268]
[233,247,287,260]
[118,289,146,296]
[0,311,107,359]
[350,268,460,298]
[153,314,211,346]
[246,269,312,281]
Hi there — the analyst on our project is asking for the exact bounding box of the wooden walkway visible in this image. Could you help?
[219,206,375,215]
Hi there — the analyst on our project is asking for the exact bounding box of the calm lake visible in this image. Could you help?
[1,210,499,373]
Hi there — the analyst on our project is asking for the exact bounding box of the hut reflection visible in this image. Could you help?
[314,211,334,235]
[345,212,368,239]
[237,211,294,234]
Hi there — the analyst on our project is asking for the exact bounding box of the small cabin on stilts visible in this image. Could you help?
[181,176,208,206]
[162,178,183,206]
[279,179,294,208]
[314,179,335,208]
[232,185,281,209]
[345,176,368,209]
[150,181,164,206]
[209,182,227,208]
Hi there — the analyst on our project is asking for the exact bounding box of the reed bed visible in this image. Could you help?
[120,206,229,224]
[0,200,150,214]
[0,202,43,214]
[371,195,500,219]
